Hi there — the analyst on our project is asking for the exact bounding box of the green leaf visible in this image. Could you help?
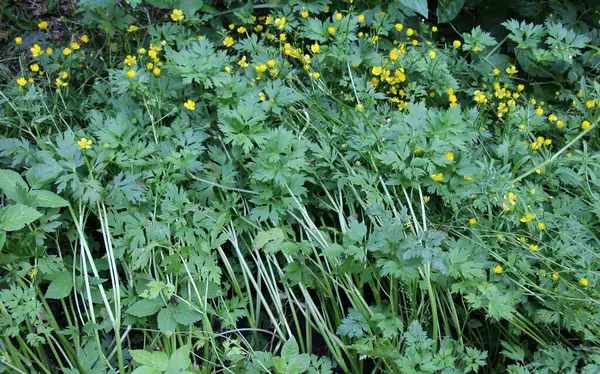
[45,272,74,299]
[172,303,202,325]
[0,231,5,250]
[30,190,69,208]
[281,337,299,360]
[178,0,203,15]
[166,346,191,373]
[346,220,367,243]
[1,204,42,231]
[253,228,284,251]
[436,0,465,23]
[131,367,162,374]
[399,0,428,18]
[126,300,161,317]
[130,350,169,369]
[157,308,177,333]
[288,354,311,373]
[0,169,28,200]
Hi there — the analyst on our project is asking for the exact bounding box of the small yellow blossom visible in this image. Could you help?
[275,17,286,29]
[538,223,546,231]
[302,11,309,18]
[38,21,48,29]
[237,26,246,34]
[152,67,161,75]
[335,13,342,21]
[62,47,72,56]
[529,244,538,252]
[406,28,414,36]
[395,23,403,32]
[61,71,68,79]
[355,103,364,111]
[494,265,503,274]
[423,195,430,203]
[77,138,92,149]
[431,173,444,182]
[535,106,543,116]
[311,43,320,54]
[15,36,22,45]
[453,40,461,48]
[432,26,438,32]
[31,44,43,57]
[372,66,382,76]
[71,42,80,50]
[16,77,27,86]
[557,120,565,129]
[81,34,89,43]
[579,278,588,287]
[586,100,595,109]
[124,55,137,66]
[520,213,536,223]
[198,35,204,40]
[171,9,184,22]
[428,50,436,59]
[469,218,477,225]
[357,14,365,23]
[582,120,591,129]
[223,36,234,47]
[127,25,139,32]
[506,65,518,75]
[184,99,195,111]
[445,152,454,161]
[493,68,500,75]
[311,72,321,79]
[328,26,336,34]
[127,69,136,78]
[30,64,40,72]
[548,113,557,122]
[552,273,559,281]
[463,175,474,181]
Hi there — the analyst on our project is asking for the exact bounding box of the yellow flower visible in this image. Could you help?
[520,213,536,223]
[494,265,503,274]
[62,47,72,56]
[335,13,342,20]
[77,137,92,149]
[506,65,518,75]
[127,25,139,32]
[16,77,27,86]
[81,34,89,43]
[423,195,430,203]
[171,9,184,21]
[15,36,22,45]
[28,77,34,83]
[355,103,364,111]
[124,55,137,66]
[71,42,80,50]
[411,39,418,46]
[463,175,474,181]
[38,21,48,29]
[453,40,461,48]
[184,99,196,111]
[537,223,546,231]
[469,218,477,225]
[406,28,414,36]
[557,120,565,129]
[152,67,161,75]
[302,11,309,18]
[138,48,147,55]
[579,278,588,287]
[371,66,382,76]
[581,120,591,129]
[198,35,204,40]
[517,84,524,92]
[255,63,267,73]
[30,64,40,72]
[493,68,500,75]
[61,71,68,79]
[428,50,436,59]
[357,14,365,23]
[127,69,136,78]
[395,23,403,32]
[432,26,438,32]
[146,62,154,70]
[237,26,246,33]
[311,72,321,79]
[548,114,557,122]
[529,244,538,252]
[279,33,287,41]
[389,49,399,60]
[31,44,43,57]
[535,106,543,116]
[267,60,276,68]
[445,152,454,161]
[55,78,67,87]
[328,26,335,34]
[223,36,234,47]
[586,100,595,109]
[552,273,559,281]
[311,43,320,54]
[229,23,235,30]
[275,17,286,29]
[431,173,444,182]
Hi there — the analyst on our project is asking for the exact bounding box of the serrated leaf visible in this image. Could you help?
[45,272,73,299]
[126,300,161,317]
[30,190,69,208]
[0,169,28,200]
[436,0,465,23]
[157,308,177,333]
[172,303,202,325]
[166,346,191,372]
[399,0,428,18]
[281,337,299,359]
[1,204,42,231]
[130,349,169,371]
[346,220,367,243]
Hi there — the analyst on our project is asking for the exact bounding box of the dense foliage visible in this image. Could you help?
[1,0,600,372]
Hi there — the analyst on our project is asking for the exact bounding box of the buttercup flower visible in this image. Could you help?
[31,44,43,57]
[445,152,454,161]
[494,265,503,274]
[127,69,136,78]
[63,47,72,56]
[124,55,137,66]
[127,25,139,32]
[582,120,591,129]
[223,36,234,47]
[431,173,444,182]
[171,9,184,22]
[16,77,27,86]
[77,138,92,149]
[372,66,382,76]
[579,278,588,287]
[469,218,477,225]
[38,21,48,29]
[184,99,196,111]
[453,40,461,48]
[15,36,22,45]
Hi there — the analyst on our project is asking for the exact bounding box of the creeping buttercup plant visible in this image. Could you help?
[1,0,600,373]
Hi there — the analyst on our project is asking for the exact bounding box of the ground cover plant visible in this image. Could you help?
[1,0,600,372]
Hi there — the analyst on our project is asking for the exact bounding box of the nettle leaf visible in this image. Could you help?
[126,300,161,317]
[157,308,177,333]
[172,303,202,325]
[0,169,28,200]
[1,204,42,231]
[436,0,465,23]
[45,271,74,299]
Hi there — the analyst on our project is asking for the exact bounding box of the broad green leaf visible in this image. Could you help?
[281,337,299,359]
[178,0,203,15]
[45,271,74,299]
[1,204,42,231]
[126,300,161,317]
[157,308,177,333]
[346,220,367,243]
[436,0,465,23]
[172,303,202,325]
[399,0,428,18]
[0,231,5,250]
[130,350,169,371]
[0,169,28,200]
[253,228,284,251]
[288,354,311,373]
[166,346,192,373]
[30,190,69,208]
[131,367,161,374]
